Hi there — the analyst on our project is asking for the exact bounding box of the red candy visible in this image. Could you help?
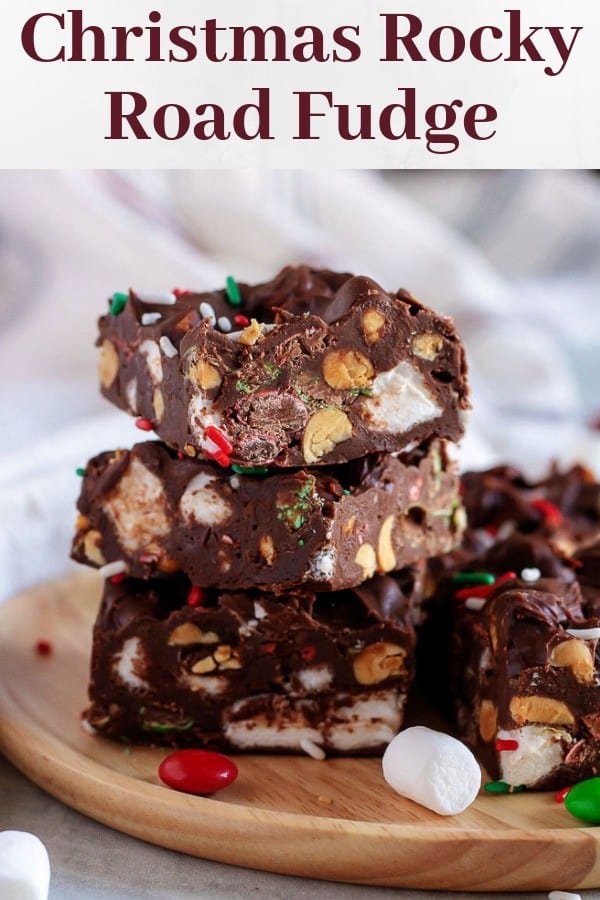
[301,645,316,662]
[531,498,563,529]
[186,586,205,607]
[454,572,517,601]
[260,642,277,655]
[172,287,192,298]
[495,739,519,752]
[555,786,572,803]
[205,425,233,455]
[233,314,250,327]
[135,417,154,432]
[110,573,126,585]
[158,749,238,795]
[35,640,52,656]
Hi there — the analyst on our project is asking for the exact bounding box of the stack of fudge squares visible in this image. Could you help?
[72,265,470,757]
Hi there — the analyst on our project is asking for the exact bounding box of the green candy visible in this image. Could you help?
[451,572,495,586]
[225,276,242,307]
[230,464,269,476]
[484,781,525,794]
[110,291,128,316]
[564,777,600,824]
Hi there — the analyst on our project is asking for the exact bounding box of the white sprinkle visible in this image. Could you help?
[159,336,178,359]
[521,567,541,583]
[217,316,232,333]
[199,302,216,325]
[137,291,176,306]
[567,627,600,641]
[80,718,97,735]
[99,561,128,579]
[229,475,241,490]
[548,891,582,900]
[253,602,267,620]
[300,737,326,761]
[262,323,277,333]
[141,312,162,326]
[465,597,486,612]
[496,520,516,540]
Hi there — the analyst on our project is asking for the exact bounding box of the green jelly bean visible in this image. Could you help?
[451,572,495,586]
[564,777,600,824]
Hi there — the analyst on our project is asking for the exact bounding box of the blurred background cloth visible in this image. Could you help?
[0,169,599,601]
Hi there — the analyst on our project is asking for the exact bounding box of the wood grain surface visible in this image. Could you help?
[0,572,599,892]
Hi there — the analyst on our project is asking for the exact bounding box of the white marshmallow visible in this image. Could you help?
[382,726,481,816]
[548,892,582,900]
[0,831,50,900]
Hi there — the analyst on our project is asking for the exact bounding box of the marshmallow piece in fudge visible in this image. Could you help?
[446,535,600,790]
[98,266,469,467]
[72,440,463,593]
[84,568,419,755]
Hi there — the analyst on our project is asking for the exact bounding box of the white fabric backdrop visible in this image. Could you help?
[0,169,598,602]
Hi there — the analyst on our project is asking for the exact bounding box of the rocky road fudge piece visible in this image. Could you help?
[98,266,469,467]
[461,463,600,553]
[446,535,600,790]
[85,568,419,755]
[72,440,463,593]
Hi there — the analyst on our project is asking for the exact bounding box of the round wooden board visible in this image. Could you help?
[1,573,599,892]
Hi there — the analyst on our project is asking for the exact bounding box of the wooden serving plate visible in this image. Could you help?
[1,573,599,892]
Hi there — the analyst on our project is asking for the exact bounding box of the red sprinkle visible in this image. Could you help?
[454,572,517,601]
[233,314,250,327]
[35,640,52,657]
[205,425,233,455]
[531,498,563,529]
[159,749,238,795]
[554,786,572,803]
[495,739,519,752]
[260,642,277,655]
[135,418,154,432]
[172,288,192,298]
[301,645,317,662]
[177,451,184,461]
[187,586,205,607]
[110,573,126,585]
[203,447,231,467]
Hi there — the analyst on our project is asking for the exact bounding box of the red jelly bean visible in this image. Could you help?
[158,749,238,795]
[233,314,250,327]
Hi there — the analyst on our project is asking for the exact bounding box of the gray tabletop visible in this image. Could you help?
[2,757,599,900]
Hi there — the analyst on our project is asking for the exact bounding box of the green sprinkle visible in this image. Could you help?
[343,489,351,496]
[142,719,195,733]
[484,781,525,794]
[225,276,242,307]
[298,539,305,547]
[75,467,85,477]
[451,572,495,586]
[231,465,269,476]
[110,291,128,316]
[236,380,254,394]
